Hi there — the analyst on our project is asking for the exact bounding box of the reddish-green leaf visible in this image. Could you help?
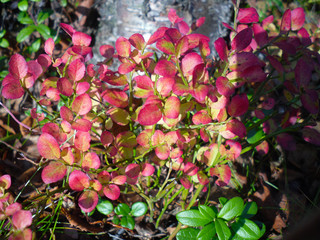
[210,165,231,187]
[138,104,162,126]
[72,119,92,132]
[38,133,61,159]
[69,170,90,191]
[141,163,155,176]
[125,163,141,179]
[41,161,67,184]
[12,210,32,230]
[220,119,246,139]
[78,190,98,213]
[74,131,91,151]
[0,174,11,190]
[129,33,145,50]
[156,77,174,97]
[227,94,249,117]
[156,39,175,55]
[72,93,92,115]
[118,62,136,74]
[147,27,168,45]
[8,54,28,80]
[68,59,85,82]
[101,131,114,147]
[103,184,120,200]
[192,110,212,125]
[82,152,100,170]
[57,77,73,96]
[108,107,130,126]
[60,106,73,122]
[102,88,128,108]
[216,76,235,97]
[116,37,131,58]
[72,31,91,46]
[99,44,114,61]
[181,52,203,76]
[164,96,180,119]
[214,38,228,62]
[115,131,137,148]
[154,60,177,77]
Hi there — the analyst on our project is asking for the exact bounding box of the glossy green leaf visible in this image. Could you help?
[30,38,41,53]
[114,203,130,216]
[0,30,6,39]
[240,202,258,219]
[219,197,228,206]
[199,205,216,220]
[17,25,35,43]
[37,10,53,24]
[216,218,231,240]
[0,38,9,48]
[247,128,265,144]
[18,0,28,11]
[218,197,244,221]
[197,222,216,240]
[176,209,212,227]
[121,215,135,230]
[231,218,261,239]
[36,24,51,39]
[176,228,200,240]
[131,202,148,217]
[1,0,11,3]
[17,12,33,24]
[112,215,120,225]
[96,199,113,215]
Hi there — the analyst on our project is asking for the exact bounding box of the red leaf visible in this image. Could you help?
[177,21,190,35]
[141,163,155,176]
[42,122,67,143]
[295,58,313,88]
[192,110,212,125]
[227,94,249,117]
[137,129,152,148]
[12,210,32,230]
[116,37,131,58]
[38,133,60,159]
[60,106,73,122]
[155,144,170,160]
[78,190,98,213]
[44,38,54,55]
[103,184,120,200]
[72,93,92,115]
[168,8,183,24]
[125,163,140,179]
[216,76,235,97]
[229,52,263,71]
[187,33,210,49]
[68,59,85,82]
[302,127,320,146]
[99,45,114,61]
[181,52,203,76]
[220,119,246,139]
[112,175,127,185]
[280,9,291,32]
[225,140,242,160]
[101,131,114,147]
[60,23,75,37]
[147,27,168,45]
[156,77,174,97]
[76,82,90,95]
[175,36,189,58]
[138,104,162,126]
[72,119,92,132]
[156,39,175,55]
[231,27,253,52]
[129,33,145,50]
[301,89,319,114]
[197,171,209,185]
[291,7,305,31]
[1,78,24,99]
[154,60,177,77]
[83,152,101,170]
[41,161,67,184]
[0,175,11,189]
[165,28,182,43]
[57,77,73,96]
[72,31,91,46]
[237,7,259,23]
[74,131,91,151]
[69,170,90,191]
[102,88,128,108]
[180,177,192,189]
[8,54,28,80]
[191,84,209,104]
[210,165,231,187]
[252,23,268,46]
[184,162,199,176]
[164,96,180,119]
[277,133,296,151]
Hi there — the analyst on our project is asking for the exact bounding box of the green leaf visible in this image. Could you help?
[255,221,266,238]
[197,222,216,240]
[17,25,35,43]
[36,24,51,39]
[215,218,231,240]
[96,199,113,215]
[199,205,216,220]
[131,202,148,217]
[0,30,6,38]
[37,9,53,24]
[218,197,244,221]
[247,128,265,144]
[61,0,67,7]
[231,218,261,240]
[177,228,200,240]
[17,12,34,24]
[112,215,120,225]
[240,202,258,219]
[30,38,41,52]
[114,203,131,216]
[120,215,135,230]
[1,0,11,3]
[0,38,9,48]
[219,197,228,206]
[18,0,28,11]
[176,209,212,227]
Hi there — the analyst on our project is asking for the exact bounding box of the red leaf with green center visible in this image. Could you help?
[115,131,137,148]
[44,38,54,55]
[71,119,92,132]
[41,161,67,184]
[8,54,28,80]
[156,77,174,97]
[241,65,267,82]
[1,78,24,99]
[210,165,231,187]
[108,108,130,126]
[112,175,127,185]
[295,58,313,88]
[280,9,291,32]
[0,175,11,189]
[138,104,162,126]
[220,119,246,139]
[103,184,120,200]
[192,84,208,104]
[125,163,140,179]
[99,44,114,61]
[118,62,136,74]
[141,163,155,176]
[57,77,73,96]
[175,36,189,58]
[38,133,61,159]
[102,88,128,108]
[181,52,203,76]
[231,28,253,52]
[229,52,262,71]
[187,33,210,49]
[137,129,152,148]
[214,38,228,62]
[72,31,91,46]
[69,170,90,191]
[302,127,320,146]
[197,171,209,185]
[129,33,145,50]
[155,144,170,160]
[68,59,85,82]
[134,75,154,98]
[72,93,92,115]
[156,39,175,55]
[199,40,210,57]
[78,190,98,213]
[192,110,212,125]
[147,27,168,45]
[83,152,101,170]
[227,94,249,117]
[184,162,198,176]
[61,147,74,165]
[154,60,177,77]
[76,82,90,95]
[101,131,114,147]
[60,106,73,122]
[225,140,241,160]
[163,116,180,127]
[74,131,91,151]
[180,177,192,189]
[102,73,128,86]
[237,7,259,23]
[291,7,305,31]
[116,37,131,58]
[12,210,32,230]
[301,89,319,114]
[165,28,182,43]
[216,76,234,97]
[152,130,165,146]
[164,96,180,119]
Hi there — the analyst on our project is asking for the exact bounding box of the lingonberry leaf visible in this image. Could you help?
[103,184,121,200]
[44,38,54,55]
[101,131,114,147]
[116,37,131,58]
[164,96,180,119]
[78,190,98,213]
[72,93,92,115]
[154,59,177,77]
[68,59,85,82]
[227,94,249,117]
[38,133,61,159]
[181,52,203,76]
[8,54,28,80]
[41,161,67,184]
[218,197,244,221]
[69,170,90,191]
[291,7,305,31]
[57,77,73,96]
[74,131,91,152]
[176,209,212,227]
[131,202,148,217]
[210,164,231,187]
[138,104,162,126]
[102,88,128,108]
[280,9,291,32]
[231,27,253,52]
[237,7,259,23]
[12,210,32,230]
